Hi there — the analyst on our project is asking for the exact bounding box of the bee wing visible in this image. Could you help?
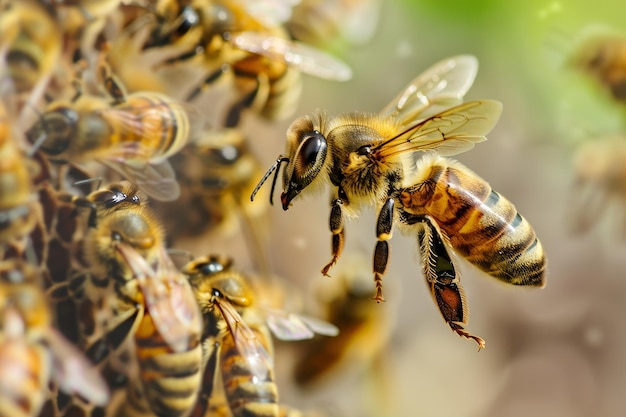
[100,158,181,202]
[264,308,339,341]
[100,96,206,162]
[116,244,203,353]
[230,32,353,81]
[239,0,300,27]
[47,328,110,405]
[372,100,503,159]
[214,298,273,380]
[380,55,479,127]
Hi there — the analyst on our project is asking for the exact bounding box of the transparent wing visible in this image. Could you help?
[240,0,300,27]
[372,100,503,159]
[380,55,479,127]
[100,158,181,202]
[230,32,353,81]
[214,298,274,380]
[115,244,203,353]
[264,308,339,341]
[47,328,110,406]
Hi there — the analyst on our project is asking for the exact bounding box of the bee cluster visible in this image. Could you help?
[0,1,367,416]
[1,1,552,417]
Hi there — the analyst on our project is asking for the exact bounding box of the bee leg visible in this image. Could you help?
[321,195,345,277]
[372,198,395,302]
[225,73,270,128]
[417,215,485,350]
[186,64,231,102]
[97,50,127,105]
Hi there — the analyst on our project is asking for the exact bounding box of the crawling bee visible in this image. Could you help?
[65,181,204,417]
[0,98,40,251]
[182,254,338,417]
[0,259,109,417]
[135,0,351,125]
[0,0,61,118]
[26,62,200,201]
[253,55,547,349]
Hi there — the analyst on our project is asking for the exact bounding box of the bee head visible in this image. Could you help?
[28,106,79,156]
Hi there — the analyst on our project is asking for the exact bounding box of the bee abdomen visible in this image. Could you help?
[401,159,546,287]
[220,336,279,417]
[0,342,48,417]
[134,315,202,417]
[452,187,546,287]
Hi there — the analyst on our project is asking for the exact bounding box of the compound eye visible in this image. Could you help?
[32,107,79,156]
[200,260,225,276]
[294,130,327,181]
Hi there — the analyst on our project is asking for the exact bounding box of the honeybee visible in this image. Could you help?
[568,30,626,104]
[153,128,271,274]
[0,0,62,118]
[67,181,204,417]
[0,99,40,250]
[253,55,547,349]
[293,252,394,387]
[182,255,338,417]
[287,0,382,49]
[140,0,351,125]
[0,259,109,417]
[25,64,201,201]
[568,134,626,236]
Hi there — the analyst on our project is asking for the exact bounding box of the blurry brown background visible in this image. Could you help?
[199,1,626,416]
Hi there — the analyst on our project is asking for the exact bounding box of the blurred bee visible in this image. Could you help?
[287,0,382,49]
[253,55,547,349]
[0,259,109,417]
[25,63,201,201]
[182,255,338,417]
[137,0,351,125]
[568,30,626,104]
[568,134,626,237]
[293,252,394,388]
[0,99,40,252]
[0,0,62,119]
[154,128,271,274]
[66,181,204,417]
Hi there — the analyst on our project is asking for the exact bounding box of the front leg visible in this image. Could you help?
[321,188,347,277]
[372,198,395,302]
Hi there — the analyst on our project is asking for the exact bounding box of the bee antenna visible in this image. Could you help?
[251,156,289,205]
[73,176,103,193]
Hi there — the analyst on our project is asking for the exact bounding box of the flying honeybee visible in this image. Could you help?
[253,55,547,349]
[0,259,109,417]
[182,254,338,417]
[25,62,201,201]
[568,29,626,103]
[136,0,351,125]
[568,134,626,236]
[66,181,204,417]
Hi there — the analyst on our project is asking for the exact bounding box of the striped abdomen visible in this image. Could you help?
[105,93,191,161]
[0,340,48,417]
[399,156,546,287]
[220,325,279,417]
[134,311,202,417]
